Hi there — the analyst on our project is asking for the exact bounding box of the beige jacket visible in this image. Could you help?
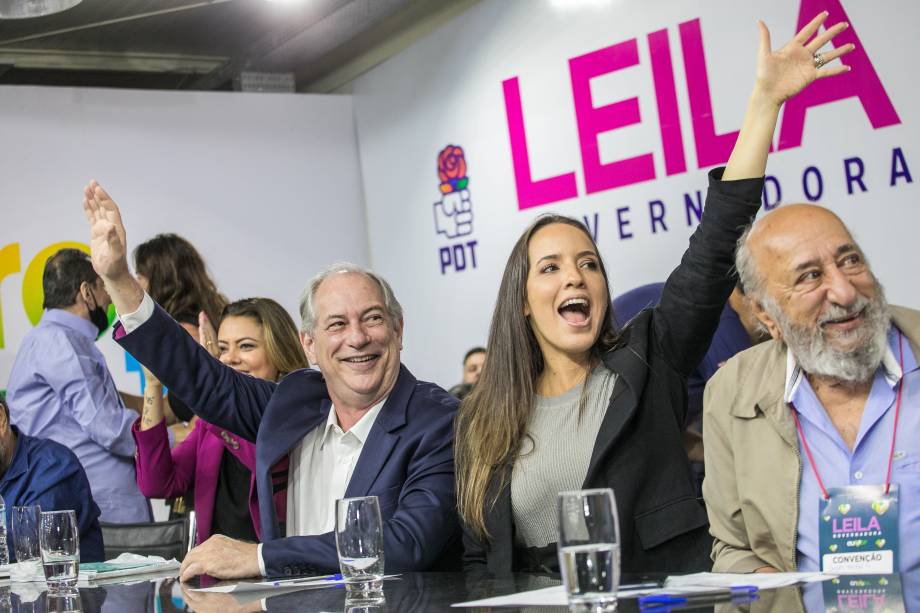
[702,306,920,572]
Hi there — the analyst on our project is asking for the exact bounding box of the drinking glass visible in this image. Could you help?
[557,489,621,611]
[335,496,385,602]
[39,511,79,590]
[45,588,82,612]
[344,597,388,613]
[11,505,41,582]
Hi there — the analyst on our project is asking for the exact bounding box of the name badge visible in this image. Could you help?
[822,575,904,612]
[819,484,899,575]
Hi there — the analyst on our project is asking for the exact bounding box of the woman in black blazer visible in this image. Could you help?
[455,13,853,573]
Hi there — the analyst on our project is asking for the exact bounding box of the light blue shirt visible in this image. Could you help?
[788,326,920,572]
[6,309,150,523]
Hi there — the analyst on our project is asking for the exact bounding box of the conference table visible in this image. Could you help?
[6,570,915,612]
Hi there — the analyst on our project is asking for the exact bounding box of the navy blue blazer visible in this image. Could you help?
[116,305,460,576]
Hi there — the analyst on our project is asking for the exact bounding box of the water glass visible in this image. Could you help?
[557,489,621,611]
[39,511,79,590]
[345,597,388,613]
[335,496,385,601]
[11,505,41,582]
[45,588,82,612]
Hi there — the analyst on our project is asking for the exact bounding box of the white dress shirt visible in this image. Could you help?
[285,399,385,538]
[118,292,156,333]
[257,400,384,573]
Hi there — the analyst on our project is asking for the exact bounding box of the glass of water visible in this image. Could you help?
[39,511,79,590]
[335,496,385,602]
[45,588,82,612]
[557,488,621,611]
[11,505,42,582]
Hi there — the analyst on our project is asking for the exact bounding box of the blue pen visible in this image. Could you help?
[639,585,758,608]
[269,573,341,587]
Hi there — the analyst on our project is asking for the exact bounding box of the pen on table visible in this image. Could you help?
[268,573,341,587]
[639,585,759,608]
[619,581,663,590]
[288,573,344,586]
[640,595,760,612]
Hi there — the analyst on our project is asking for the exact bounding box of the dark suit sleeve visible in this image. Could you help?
[652,168,763,382]
[115,303,276,442]
[261,399,459,575]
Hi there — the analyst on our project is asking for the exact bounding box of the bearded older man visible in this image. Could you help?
[703,203,920,574]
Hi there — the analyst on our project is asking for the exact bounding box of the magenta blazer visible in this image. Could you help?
[132,418,287,545]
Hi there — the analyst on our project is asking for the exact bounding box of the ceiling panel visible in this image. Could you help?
[0,0,474,90]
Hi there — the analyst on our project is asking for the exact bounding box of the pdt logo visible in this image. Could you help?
[433,145,478,275]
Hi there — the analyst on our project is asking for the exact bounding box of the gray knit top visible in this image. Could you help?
[510,364,616,548]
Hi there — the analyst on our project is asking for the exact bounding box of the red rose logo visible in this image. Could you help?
[437,145,469,193]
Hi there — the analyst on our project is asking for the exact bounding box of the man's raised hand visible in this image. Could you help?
[82,180,130,282]
[82,180,145,315]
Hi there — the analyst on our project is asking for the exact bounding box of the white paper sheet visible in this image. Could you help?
[451,585,690,608]
[451,572,838,607]
[664,571,836,590]
[192,574,400,594]
[452,585,568,608]
[193,574,342,594]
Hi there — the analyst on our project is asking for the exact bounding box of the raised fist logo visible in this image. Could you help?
[434,189,472,238]
[433,145,473,239]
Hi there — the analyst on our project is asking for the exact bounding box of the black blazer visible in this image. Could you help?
[462,168,764,574]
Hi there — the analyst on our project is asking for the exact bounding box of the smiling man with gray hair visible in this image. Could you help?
[703,203,920,575]
[81,181,461,581]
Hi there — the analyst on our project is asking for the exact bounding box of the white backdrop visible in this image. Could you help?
[352,0,919,388]
[0,86,368,392]
[1,0,916,395]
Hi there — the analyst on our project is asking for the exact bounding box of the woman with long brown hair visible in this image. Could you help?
[134,297,309,545]
[456,13,853,573]
[134,233,227,329]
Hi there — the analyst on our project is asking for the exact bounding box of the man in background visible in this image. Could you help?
[448,346,486,400]
[6,248,150,523]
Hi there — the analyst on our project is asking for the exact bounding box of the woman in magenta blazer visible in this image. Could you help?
[133,297,309,544]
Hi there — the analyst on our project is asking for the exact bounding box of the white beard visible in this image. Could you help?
[763,287,891,384]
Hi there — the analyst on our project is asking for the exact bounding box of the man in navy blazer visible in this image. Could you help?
[82,180,460,580]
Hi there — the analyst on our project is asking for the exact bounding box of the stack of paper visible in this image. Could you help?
[8,553,180,584]
[80,555,180,584]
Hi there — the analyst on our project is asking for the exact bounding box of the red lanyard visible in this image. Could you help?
[788,333,905,500]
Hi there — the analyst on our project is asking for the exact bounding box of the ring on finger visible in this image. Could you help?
[813,52,827,69]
